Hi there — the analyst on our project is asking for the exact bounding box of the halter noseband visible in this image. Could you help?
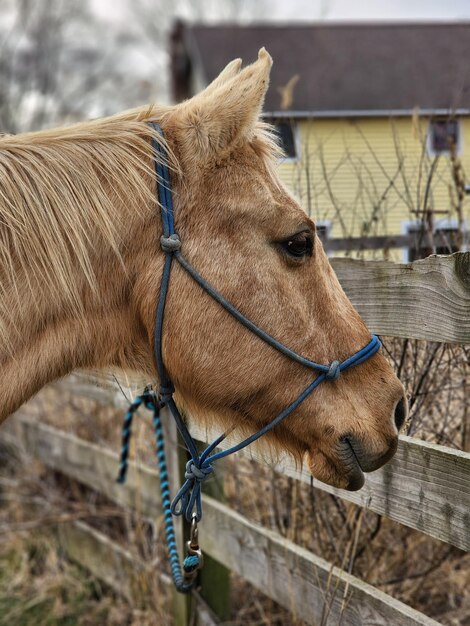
[117,122,381,592]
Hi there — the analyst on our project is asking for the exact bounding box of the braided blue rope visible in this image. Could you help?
[116,121,382,593]
[116,400,137,484]
[117,390,199,593]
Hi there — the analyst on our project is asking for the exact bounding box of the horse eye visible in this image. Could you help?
[279,232,313,259]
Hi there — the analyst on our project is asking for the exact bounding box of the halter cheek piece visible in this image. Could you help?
[117,122,381,592]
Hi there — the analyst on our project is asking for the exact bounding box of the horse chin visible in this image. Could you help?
[306,447,365,492]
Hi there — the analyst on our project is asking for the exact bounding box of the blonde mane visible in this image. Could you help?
[0,105,280,351]
[0,106,166,347]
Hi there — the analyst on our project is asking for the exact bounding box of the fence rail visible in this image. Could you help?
[331,252,470,343]
[190,424,470,552]
[1,416,442,626]
[323,231,469,254]
[56,520,217,626]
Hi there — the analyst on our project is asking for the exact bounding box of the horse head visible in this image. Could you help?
[0,49,406,491]
[135,49,407,490]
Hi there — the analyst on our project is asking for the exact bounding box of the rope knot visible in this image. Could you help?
[160,233,181,253]
[184,459,213,483]
[183,554,201,574]
[326,359,341,381]
[157,384,174,405]
[171,458,214,521]
[141,387,158,410]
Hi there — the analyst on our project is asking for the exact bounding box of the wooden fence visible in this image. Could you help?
[2,252,470,626]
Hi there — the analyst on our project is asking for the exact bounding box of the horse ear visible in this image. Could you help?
[175,48,272,160]
[201,58,243,97]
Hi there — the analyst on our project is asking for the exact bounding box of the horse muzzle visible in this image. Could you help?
[307,427,400,492]
[337,433,398,490]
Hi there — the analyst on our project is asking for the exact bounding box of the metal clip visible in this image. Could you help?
[183,514,204,581]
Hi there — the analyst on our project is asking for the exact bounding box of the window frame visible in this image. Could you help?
[401,218,466,261]
[426,117,462,157]
[315,220,332,255]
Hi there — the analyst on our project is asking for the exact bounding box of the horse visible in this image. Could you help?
[0,49,406,492]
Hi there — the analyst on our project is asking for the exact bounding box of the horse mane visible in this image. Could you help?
[0,106,166,346]
[0,105,280,351]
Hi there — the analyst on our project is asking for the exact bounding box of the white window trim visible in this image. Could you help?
[426,118,462,157]
[315,219,333,255]
[315,219,333,236]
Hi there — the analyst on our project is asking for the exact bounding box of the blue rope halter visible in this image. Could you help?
[117,122,381,593]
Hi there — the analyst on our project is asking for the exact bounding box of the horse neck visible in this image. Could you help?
[0,242,160,423]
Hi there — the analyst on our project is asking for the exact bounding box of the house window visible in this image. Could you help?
[405,221,462,261]
[315,221,331,245]
[434,226,461,255]
[428,118,460,155]
[315,220,332,253]
[271,119,299,160]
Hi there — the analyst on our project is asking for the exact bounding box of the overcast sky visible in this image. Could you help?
[271,0,470,21]
[91,0,470,23]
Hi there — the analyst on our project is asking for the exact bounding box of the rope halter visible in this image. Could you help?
[117,122,381,593]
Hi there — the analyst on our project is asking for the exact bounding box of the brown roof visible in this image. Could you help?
[171,22,470,114]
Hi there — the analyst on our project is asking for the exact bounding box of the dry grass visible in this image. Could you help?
[0,449,164,626]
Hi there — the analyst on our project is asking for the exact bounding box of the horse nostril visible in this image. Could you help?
[394,397,407,431]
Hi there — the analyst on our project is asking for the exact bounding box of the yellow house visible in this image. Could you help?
[170,21,470,259]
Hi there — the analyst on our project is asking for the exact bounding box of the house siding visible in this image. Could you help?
[277,116,470,258]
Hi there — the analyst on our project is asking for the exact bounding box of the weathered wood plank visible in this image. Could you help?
[310,435,470,552]
[331,252,470,343]
[201,497,441,626]
[52,374,470,553]
[57,520,160,607]
[59,504,442,625]
[0,415,161,519]
[56,521,218,625]
[51,254,470,356]
[2,418,439,626]
[189,422,470,553]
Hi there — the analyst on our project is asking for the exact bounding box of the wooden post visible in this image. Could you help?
[196,442,231,622]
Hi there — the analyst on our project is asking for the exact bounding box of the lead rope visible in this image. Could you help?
[117,388,202,593]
